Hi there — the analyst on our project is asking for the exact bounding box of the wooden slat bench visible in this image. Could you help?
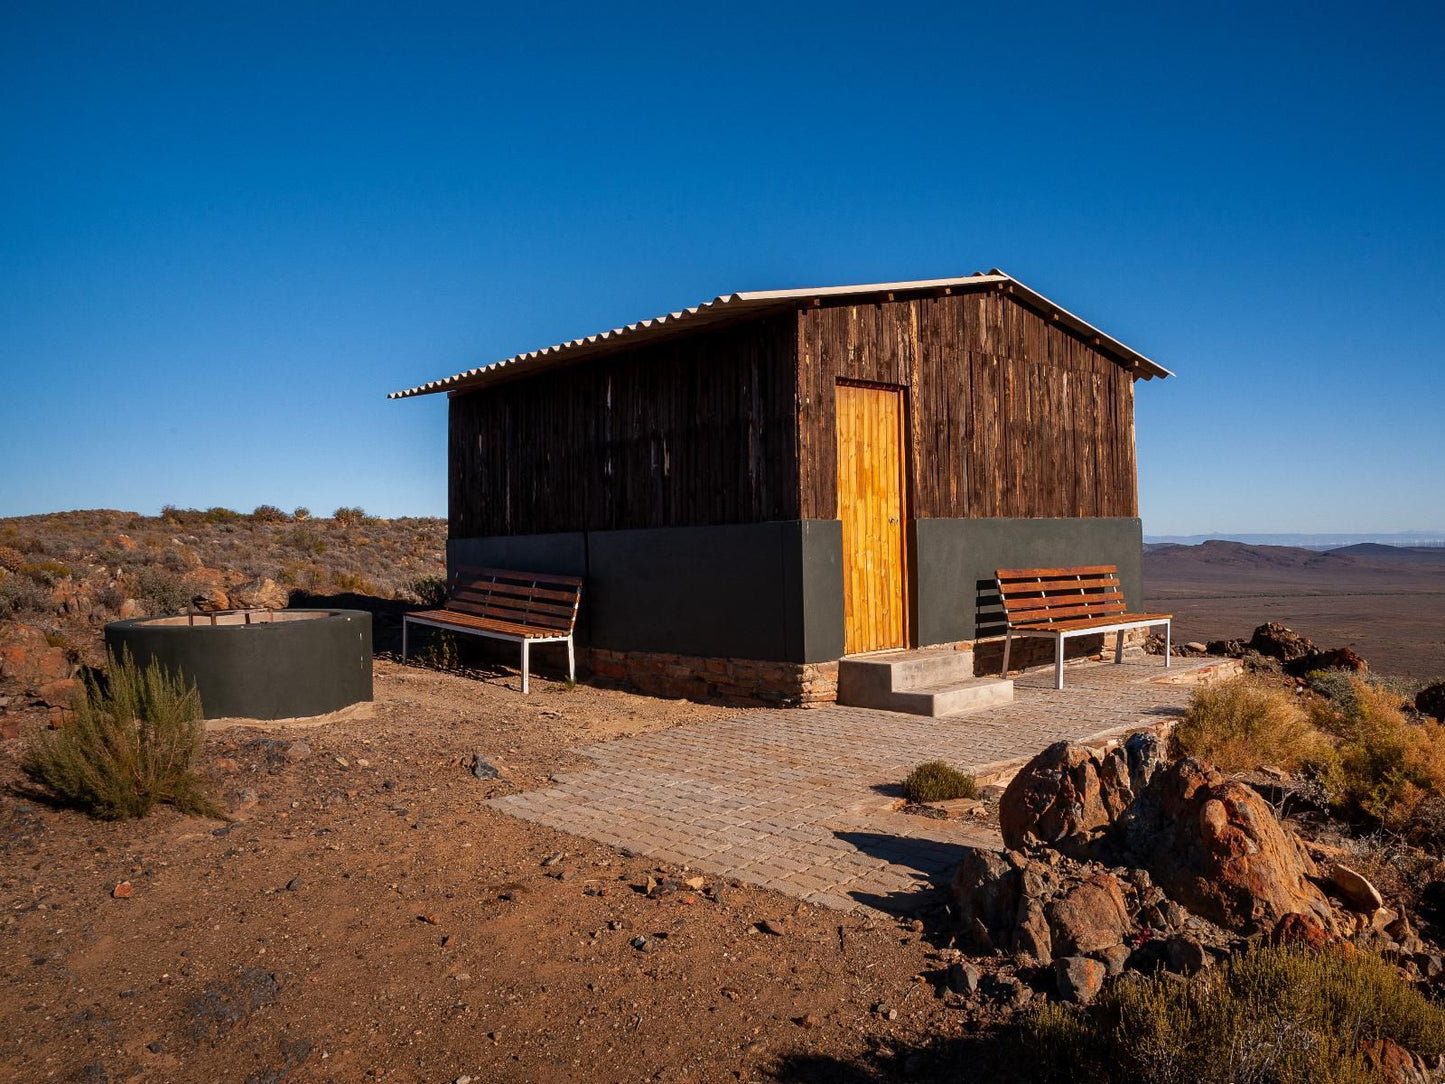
[402,566,583,694]
[996,565,1171,690]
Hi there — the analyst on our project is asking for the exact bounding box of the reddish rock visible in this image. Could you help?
[999,741,1132,854]
[1359,1038,1432,1084]
[1248,622,1314,663]
[35,678,80,708]
[951,849,1020,952]
[1054,956,1106,1004]
[191,585,230,612]
[230,578,287,610]
[1045,871,1133,954]
[1415,683,1445,722]
[112,881,134,899]
[1285,647,1368,677]
[0,623,74,686]
[1271,911,1332,950]
[1123,758,1333,932]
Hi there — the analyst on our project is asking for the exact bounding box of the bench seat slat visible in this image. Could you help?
[409,608,569,640]
[1006,602,1129,625]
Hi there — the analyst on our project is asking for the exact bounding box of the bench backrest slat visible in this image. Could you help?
[445,566,583,634]
[996,565,1126,628]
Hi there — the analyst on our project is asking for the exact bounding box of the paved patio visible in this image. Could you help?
[488,657,1230,914]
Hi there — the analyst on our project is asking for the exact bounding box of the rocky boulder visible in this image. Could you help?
[1285,646,1368,678]
[1415,683,1445,722]
[0,623,74,687]
[1247,622,1314,663]
[998,733,1165,855]
[1121,757,1333,932]
[230,578,288,610]
[1045,870,1133,954]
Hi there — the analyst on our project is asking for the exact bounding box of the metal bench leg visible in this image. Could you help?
[1001,631,1012,678]
[1163,621,1171,668]
[1054,636,1066,691]
[402,618,409,661]
[1115,629,1125,665]
[521,640,530,695]
[566,636,575,683]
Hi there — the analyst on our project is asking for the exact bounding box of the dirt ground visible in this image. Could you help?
[0,661,1011,1084]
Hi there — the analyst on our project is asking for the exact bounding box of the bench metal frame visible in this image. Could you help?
[401,566,581,695]
[997,565,1171,691]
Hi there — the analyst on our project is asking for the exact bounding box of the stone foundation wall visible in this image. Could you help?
[587,648,838,707]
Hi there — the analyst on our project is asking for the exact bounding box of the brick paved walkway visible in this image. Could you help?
[489,658,1226,914]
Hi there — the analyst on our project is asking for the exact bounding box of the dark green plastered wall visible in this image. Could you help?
[911,517,1144,645]
[449,521,845,664]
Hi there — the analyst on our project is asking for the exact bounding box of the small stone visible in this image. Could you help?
[1096,944,1131,977]
[286,878,301,892]
[112,882,133,899]
[470,755,500,781]
[1329,864,1385,913]
[456,1077,472,1084]
[541,853,563,868]
[795,1012,819,1028]
[947,961,981,995]
[631,935,655,953]
[758,919,787,936]
[1165,935,1210,976]
[721,987,740,1000]
[418,912,441,925]
[1055,956,1106,1004]
[284,741,312,762]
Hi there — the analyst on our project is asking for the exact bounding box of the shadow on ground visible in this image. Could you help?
[770,1030,1028,1084]
[832,829,974,928]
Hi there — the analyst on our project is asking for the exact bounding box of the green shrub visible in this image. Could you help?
[19,558,74,585]
[1308,678,1445,848]
[0,573,52,618]
[332,571,376,594]
[1172,675,1326,772]
[291,506,311,521]
[21,649,224,820]
[1023,944,1445,1084]
[902,760,977,802]
[413,628,459,669]
[250,504,288,523]
[409,574,448,608]
[333,506,373,526]
[202,507,242,525]
[285,526,327,556]
[134,566,193,615]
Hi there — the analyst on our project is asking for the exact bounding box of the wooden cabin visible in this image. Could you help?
[390,271,1171,704]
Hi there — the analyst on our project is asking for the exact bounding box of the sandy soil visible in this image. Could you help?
[0,662,1006,1084]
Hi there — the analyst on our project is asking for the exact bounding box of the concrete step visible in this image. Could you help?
[836,648,1013,717]
[882,677,1015,717]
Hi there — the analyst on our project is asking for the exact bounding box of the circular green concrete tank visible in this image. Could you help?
[104,609,373,720]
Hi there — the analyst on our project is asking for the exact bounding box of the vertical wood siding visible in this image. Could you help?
[449,313,800,537]
[796,289,1139,520]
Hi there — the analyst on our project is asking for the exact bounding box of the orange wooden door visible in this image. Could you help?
[835,383,908,654]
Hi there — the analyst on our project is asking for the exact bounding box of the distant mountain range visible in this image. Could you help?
[1144,532,1445,550]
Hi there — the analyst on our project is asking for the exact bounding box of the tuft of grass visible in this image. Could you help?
[21,649,225,821]
[1023,944,1445,1084]
[1171,675,1326,773]
[902,760,977,803]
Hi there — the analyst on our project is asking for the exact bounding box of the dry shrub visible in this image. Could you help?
[0,544,23,571]
[1310,679,1445,849]
[902,760,977,802]
[21,649,224,820]
[1024,945,1445,1084]
[1172,675,1326,772]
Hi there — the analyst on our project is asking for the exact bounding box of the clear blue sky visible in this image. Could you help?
[2,2,1442,535]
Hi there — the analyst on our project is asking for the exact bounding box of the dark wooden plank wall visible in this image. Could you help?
[796,289,1138,520]
[449,313,800,536]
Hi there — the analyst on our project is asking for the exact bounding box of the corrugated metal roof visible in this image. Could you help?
[387,269,1172,399]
